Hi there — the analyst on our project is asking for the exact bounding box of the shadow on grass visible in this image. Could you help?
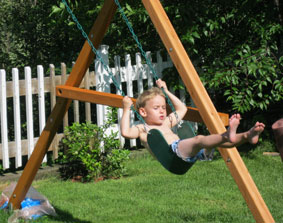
[48,206,92,223]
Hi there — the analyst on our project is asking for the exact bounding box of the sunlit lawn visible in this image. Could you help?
[1,146,283,223]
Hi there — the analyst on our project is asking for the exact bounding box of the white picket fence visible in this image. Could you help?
[0,45,193,170]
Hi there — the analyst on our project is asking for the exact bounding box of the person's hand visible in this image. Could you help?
[156,79,168,91]
[122,96,133,109]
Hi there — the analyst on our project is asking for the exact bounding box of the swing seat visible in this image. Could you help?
[147,121,196,175]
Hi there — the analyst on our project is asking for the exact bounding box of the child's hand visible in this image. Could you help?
[156,79,168,91]
[123,96,133,109]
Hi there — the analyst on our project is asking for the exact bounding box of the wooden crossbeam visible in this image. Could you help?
[56,85,229,125]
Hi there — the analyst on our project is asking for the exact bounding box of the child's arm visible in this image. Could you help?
[120,96,140,139]
[156,79,187,126]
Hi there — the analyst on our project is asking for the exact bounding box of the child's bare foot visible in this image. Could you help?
[247,122,265,144]
[228,114,241,143]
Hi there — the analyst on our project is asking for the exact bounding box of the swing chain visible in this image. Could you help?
[62,0,182,129]
[61,0,147,127]
[62,0,123,95]
[114,0,159,82]
[114,0,181,126]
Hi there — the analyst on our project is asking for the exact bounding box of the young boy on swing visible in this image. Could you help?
[121,79,265,163]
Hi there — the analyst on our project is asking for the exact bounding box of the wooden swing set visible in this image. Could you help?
[8,1,274,222]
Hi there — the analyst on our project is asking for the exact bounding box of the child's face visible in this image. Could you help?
[139,95,167,125]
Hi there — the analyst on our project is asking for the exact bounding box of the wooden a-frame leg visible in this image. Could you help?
[142,1,274,222]
[8,0,119,210]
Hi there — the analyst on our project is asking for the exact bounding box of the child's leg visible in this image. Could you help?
[220,121,265,148]
[177,114,241,158]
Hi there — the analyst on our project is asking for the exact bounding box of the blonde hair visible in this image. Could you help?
[136,87,165,110]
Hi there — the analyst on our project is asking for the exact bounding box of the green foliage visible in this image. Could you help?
[203,29,283,113]
[167,0,283,115]
[0,163,3,175]
[102,149,130,179]
[49,0,155,61]
[1,0,282,134]
[161,0,283,130]
[206,49,282,113]
[0,1,56,72]
[58,118,130,182]
[248,140,277,157]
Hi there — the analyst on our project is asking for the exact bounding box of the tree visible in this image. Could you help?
[1,0,282,130]
[161,0,282,129]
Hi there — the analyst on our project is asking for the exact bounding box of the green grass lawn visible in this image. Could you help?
[1,148,283,223]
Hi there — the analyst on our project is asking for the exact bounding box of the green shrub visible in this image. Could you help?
[58,119,130,182]
[248,140,277,156]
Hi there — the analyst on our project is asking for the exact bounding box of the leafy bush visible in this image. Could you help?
[58,119,130,182]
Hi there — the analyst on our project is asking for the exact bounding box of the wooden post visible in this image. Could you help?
[49,64,59,159]
[61,63,69,130]
[142,1,274,222]
[8,0,119,210]
[84,69,91,122]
